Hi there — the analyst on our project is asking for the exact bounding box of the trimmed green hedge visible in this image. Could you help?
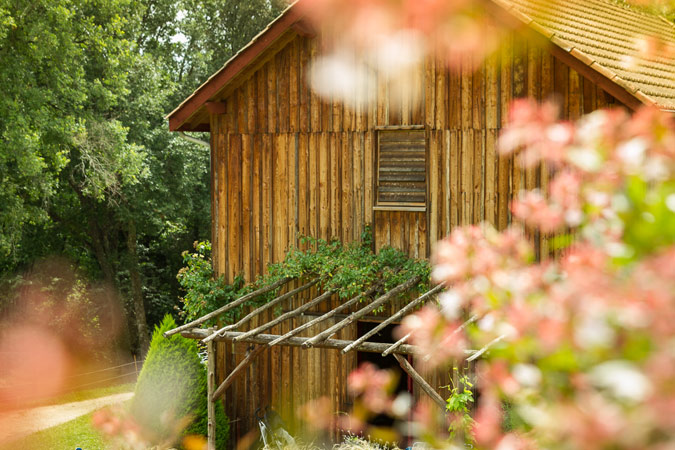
[132,315,229,448]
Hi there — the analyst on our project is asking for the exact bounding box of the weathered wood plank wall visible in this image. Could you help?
[209,29,623,446]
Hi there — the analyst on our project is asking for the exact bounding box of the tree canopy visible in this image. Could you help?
[0,0,285,354]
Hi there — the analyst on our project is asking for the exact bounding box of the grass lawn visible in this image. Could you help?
[0,411,105,450]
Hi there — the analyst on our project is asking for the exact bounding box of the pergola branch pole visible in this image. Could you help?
[206,338,216,450]
[202,278,320,343]
[212,345,267,401]
[382,332,411,356]
[393,354,446,410]
[266,283,381,347]
[181,328,430,355]
[164,277,293,337]
[233,290,336,342]
[466,334,506,362]
[342,284,443,354]
[303,275,422,348]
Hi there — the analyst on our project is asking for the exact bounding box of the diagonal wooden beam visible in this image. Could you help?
[202,278,320,343]
[382,332,411,357]
[212,345,267,401]
[393,354,446,410]
[342,284,443,354]
[164,277,293,337]
[303,276,423,348]
[266,283,382,347]
[233,290,336,342]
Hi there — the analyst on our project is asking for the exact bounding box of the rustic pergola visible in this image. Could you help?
[164,277,487,449]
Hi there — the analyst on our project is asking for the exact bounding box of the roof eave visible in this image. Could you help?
[166,3,302,132]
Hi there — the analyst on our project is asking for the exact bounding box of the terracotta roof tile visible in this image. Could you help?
[503,0,675,110]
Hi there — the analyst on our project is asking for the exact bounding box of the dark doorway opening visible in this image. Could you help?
[356,321,413,443]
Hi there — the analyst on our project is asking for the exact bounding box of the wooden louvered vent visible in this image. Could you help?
[376,129,427,207]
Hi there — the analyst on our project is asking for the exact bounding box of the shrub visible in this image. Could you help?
[131,314,229,448]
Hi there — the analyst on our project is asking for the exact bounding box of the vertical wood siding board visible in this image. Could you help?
[461,58,473,130]
[257,66,267,133]
[411,62,424,125]
[474,130,485,224]
[281,49,292,133]
[264,134,273,272]
[582,75,593,114]
[332,91,343,133]
[353,133,364,240]
[500,33,514,128]
[388,77,401,126]
[291,134,299,249]
[485,53,500,129]
[554,56,569,117]
[298,133,309,241]
[486,130,497,226]
[569,68,582,120]
[280,134,289,260]
[541,51,554,103]
[221,131,230,280]
[268,57,277,133]
[429,131,439,246]
[309,134,318,240]
[299,37,310,133]
[290,39,299,133]
[242,135,252,282]
[391,211,402,250]
[342,133,352,243]
[252,135,262,277]
[210,116,219,275]
[513,34,527,100]
[448,130,457,232]
[319,133,330,239]
[473,61,486,131]
[435,59,446,129]
[331,133,341,240]
[364,132,374,231]
[309,39,321,132]
[425,56,436,128]
[246,79,254,134]
[461,129,474,225]
[500,34,514,229]
[230,135,242,280]
[401,67,410,126]
[377,72,388,126]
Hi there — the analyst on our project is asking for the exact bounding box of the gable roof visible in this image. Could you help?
[497,0,675,111]
[168,0,675,132]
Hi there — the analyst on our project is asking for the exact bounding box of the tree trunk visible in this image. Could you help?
[127,219,150,353]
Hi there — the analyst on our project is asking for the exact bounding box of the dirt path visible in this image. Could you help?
[0,392,134,444]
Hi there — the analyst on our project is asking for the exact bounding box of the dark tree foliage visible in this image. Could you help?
[0,0,285,354]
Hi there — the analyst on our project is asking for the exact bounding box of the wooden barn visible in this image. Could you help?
[167,0,675,447]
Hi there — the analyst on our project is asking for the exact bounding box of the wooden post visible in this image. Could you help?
[207,339,216,450]
[393,354,446,410]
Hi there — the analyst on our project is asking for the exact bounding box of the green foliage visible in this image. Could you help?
[177,228,431,325]
[132,315,229,447]
[444,368,475,443]
[177,241,249,323]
